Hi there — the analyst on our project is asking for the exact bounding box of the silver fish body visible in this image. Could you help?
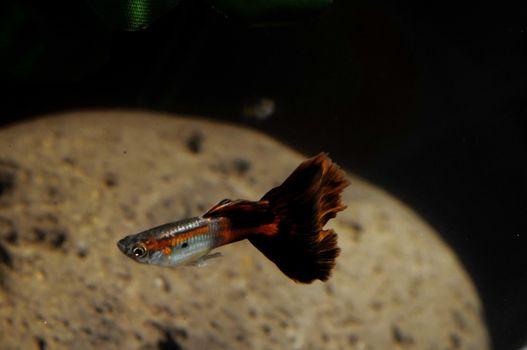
[117,217,225,267]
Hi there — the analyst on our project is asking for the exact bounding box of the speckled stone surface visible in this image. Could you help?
[0,110,489,350]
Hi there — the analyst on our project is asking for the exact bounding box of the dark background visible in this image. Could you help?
[1,1,526,349]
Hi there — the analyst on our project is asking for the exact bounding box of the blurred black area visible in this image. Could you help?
[1,0,526,348]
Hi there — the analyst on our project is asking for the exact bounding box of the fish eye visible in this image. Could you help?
[132,245,146,258]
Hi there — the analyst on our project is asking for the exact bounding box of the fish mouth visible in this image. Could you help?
[117,238,128,254]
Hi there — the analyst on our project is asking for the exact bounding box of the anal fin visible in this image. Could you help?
[186,252,223,267]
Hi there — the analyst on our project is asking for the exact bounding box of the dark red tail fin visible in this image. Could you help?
[249,153,349,283]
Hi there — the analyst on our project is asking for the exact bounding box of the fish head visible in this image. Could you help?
[117,233,155,263]
[117,233,171,266]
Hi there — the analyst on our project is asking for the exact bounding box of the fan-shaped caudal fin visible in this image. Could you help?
[249,153,349,283]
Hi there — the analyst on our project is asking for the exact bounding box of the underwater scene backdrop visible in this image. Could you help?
[0,1,526,349]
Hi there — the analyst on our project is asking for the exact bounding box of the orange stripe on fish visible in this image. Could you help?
[143,224,210,252]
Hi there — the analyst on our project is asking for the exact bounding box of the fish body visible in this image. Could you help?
[117,217,221,267]
[117,153,349,283]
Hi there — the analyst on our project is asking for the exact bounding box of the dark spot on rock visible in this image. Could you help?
[96,333,112,342]
[196,203,206,212]
[392,325,414,345]
[156,326,187,350]
[35,336,47,350]
[172,327,188,340]
[94,301,114,315]
[348,334,360,345]
[0,242,13,268]
[235,333,246,342]
[0,173,15,196]
[392,327,403,342]
[47,186,60,199]
[33,228,47,242]
[450,333,462,349]
[371,301,383,311]
[77,245,88,258]
[373,264,384,274]
[209,320,221,330]
[32,220,68,249]
[324,284,335,295]
[347,220,364,242]
[350,221,364,232]
[0,217,17,244]
[261,324,271,334]
[123,150,128,155]
[248,307,257,319]
[121,205,136,220]
[186,131,203,154]
[51,231,67,248]
[104,173,118,188]
[226,270,237,279]
[62,157,76,166]
[233,158,251,175]
[0,160,18,200]
[210,159,252,176]
[5,230,17,244]
[452,310,467,330]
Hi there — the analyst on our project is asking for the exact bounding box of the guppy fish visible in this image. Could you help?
[117,153,349,283]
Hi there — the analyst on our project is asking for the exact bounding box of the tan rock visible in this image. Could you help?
[0,111,489,350]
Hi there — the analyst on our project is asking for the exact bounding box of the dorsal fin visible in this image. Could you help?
[202,199,275,232]
[203,199,233,217]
